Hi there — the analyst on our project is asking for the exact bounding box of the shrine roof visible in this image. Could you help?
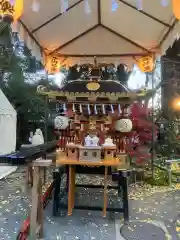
[37,80,137,102]
[59,80,129,93]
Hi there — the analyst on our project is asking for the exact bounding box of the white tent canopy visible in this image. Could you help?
[19,0,180,66]
[0,89,17,155]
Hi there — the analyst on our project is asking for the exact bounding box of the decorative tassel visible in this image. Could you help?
[94,105,97,114]
[102,104,106,114]
[61,0,68,14]
[111,0,118,12]
[161,0,169,7]
[84,0,91,14]
[87,104,91,115]
[136,0,143,10]
[118,104,122,115]
[72,103,75,112]
[32,0,40,12]
[111,104,114,114]
[79,104,82,113]
[10,0,16,5]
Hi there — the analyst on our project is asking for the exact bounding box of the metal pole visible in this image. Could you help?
[151,71,156,180]
[44,95,48,143]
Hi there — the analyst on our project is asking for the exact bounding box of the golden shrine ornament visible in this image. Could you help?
[45,55,61,74]
[137,55,154,73]
[0,0,23,23]
[86,82,100,91]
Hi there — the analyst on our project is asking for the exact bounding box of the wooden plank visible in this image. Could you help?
[30,166,40,240]
[56,158,121,167]
[32,159,52,167]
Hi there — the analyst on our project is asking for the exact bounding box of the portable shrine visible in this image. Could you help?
[38,61,139,169]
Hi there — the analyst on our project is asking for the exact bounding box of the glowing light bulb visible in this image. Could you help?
[32,0,40,12]
[137,0,143,10]
[61,0,68,14]
[161,0,169,7]
[111,0,118,12]
[84,0,91,14]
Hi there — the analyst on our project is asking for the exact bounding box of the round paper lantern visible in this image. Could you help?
[173,0,180,19]
[0,0,23,24]
[13,0,24,21]
[54,116,69,129]
[114,119,133,132]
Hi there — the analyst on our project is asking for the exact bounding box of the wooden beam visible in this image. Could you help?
[49,24,100,55]
[101,24,151,53]
[118,0,171,28]
[32,0,84,33]
[56,53,147,57]
[19,20,43,51]
[98,0,101,24]
[159,19,178,47]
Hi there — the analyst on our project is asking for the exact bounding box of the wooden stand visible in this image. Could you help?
[66,162,117,217]
[29,159,52,240]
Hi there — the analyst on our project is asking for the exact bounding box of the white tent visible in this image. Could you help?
[0,89,17,179]
[16,0,180,67]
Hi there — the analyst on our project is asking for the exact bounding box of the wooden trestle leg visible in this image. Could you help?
[30,166,42,239]
[68,165,73,215]
[103,166,108,217]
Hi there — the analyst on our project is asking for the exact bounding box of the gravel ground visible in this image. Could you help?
[0,169,179,240]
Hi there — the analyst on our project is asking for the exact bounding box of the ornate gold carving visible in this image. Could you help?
[86,82,100,91]
[37,88,138,101]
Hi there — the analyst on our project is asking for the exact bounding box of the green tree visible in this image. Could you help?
[0,23,52,145]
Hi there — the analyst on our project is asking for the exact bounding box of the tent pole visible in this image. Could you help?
[151,70,156,180]
[44,96,48,143]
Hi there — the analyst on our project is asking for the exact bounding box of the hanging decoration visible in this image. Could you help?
[111,0,118,12]
[102,104,106,115]
[137,55,154,73]
[114,119,133,132]
[87,104,91,115]
[161,0,169,7]
[0,0,23,23]
[45,56,61,74]
[172,0,180,19]
[13,0,23,20]
[84,0,91,14]
[9,0,15,5]
[136,0,143,10]
[60,0,68,14]
[32,0,40,12]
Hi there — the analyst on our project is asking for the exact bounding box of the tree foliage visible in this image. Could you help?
[0,25,51,145]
